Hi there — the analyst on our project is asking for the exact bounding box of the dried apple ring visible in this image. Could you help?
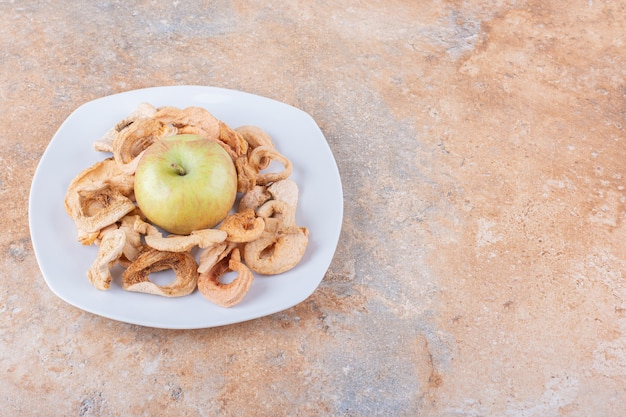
[87,228,126,290]
[218,121,249,158]
[198,248,254,307]
[267,179,299,210]
[133,218,227,252]
[218,209,265,243]
[112,118,177,174]
[94,103,158,152]
[235,125,274,148]
[147,229,228,252]
[234,155,258,193]
[243,227,309,275]
[154,106,220,140]
[64,158,134,218]
[197,241,234,274]
[256,200,297,234]
[238,185,272,212]
[71,184,136,245]
[235,125,274,169]
[248,146,293,185]
[117,214,144,263]
[122,248,198,297]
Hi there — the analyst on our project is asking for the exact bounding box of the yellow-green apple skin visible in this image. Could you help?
[134,135,237,235]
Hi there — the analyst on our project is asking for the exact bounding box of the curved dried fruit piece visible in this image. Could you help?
[267,179,299,210]
[112,118,177,174]
[148,229,228,252]
[94,103,158,152]
[65,160,135,245]
[238,185,272,212]
[198,248,254,307]
[70,184,136,245]
[243,227,309,275]
[219,121,249,159]
[248,146,293,185]
[154,106,220,140]
[235,125,274,148]
[64,158,134,218]
[117,214,144,263]
[198,241,232,274]
[87,228,126,290]
[256,200,297,234]
[234,155,258,193]
[134,218,227,252]
[122,248,198,297]
[219,209,265,243]
[235,125,274,169]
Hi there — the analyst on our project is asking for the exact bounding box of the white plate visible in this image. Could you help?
[29,86,343,329]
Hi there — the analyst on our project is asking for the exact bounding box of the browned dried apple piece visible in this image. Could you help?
[133,218,227,252]
[112,117,177,174]
[198,248,254,307]
[248,146,292,185]
[87,228,126,290]
[154,106,220,141]
[219,209,265,243]
[243,227,308,275]
[235,125,275,169]
[122,248,198,297]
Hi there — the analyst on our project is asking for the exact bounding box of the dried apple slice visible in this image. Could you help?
[218,209,265,243]
[122,248,198,297]
[87,228,126,290]
[198,248,254,307]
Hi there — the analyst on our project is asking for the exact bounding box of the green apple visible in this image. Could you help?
[134,135,237,235]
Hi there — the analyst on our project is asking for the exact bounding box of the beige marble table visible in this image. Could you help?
[2,1,625,415]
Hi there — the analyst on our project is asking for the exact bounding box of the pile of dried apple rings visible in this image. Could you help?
[64,103,308,307]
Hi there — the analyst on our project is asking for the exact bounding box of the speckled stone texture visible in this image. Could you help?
[2,0,626,415]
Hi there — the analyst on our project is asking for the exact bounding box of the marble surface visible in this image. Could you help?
[2,0,625,415]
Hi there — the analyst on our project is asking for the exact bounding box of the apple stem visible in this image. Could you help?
[171,163,186,176]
